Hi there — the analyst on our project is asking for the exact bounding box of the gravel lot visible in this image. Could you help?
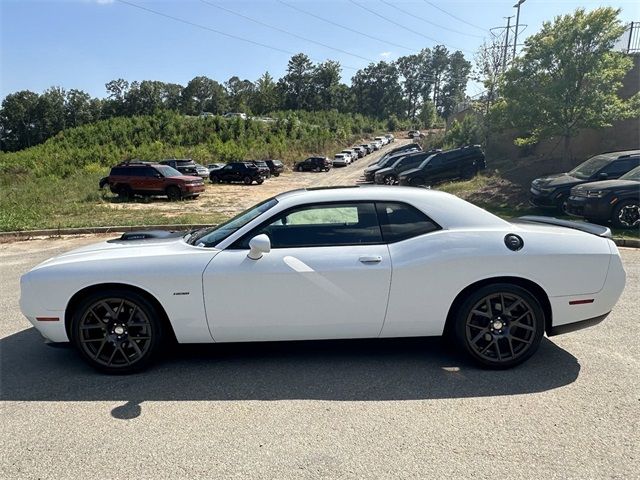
[1,232,638,479]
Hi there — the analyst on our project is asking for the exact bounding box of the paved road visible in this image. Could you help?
[1,239,638,480]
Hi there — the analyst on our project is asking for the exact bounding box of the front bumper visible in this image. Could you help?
[566,196,612,221]
[529,187,561,208]
[184,184,205,194]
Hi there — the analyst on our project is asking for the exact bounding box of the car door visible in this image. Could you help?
[202,202,392,342]
[219,164,235,181]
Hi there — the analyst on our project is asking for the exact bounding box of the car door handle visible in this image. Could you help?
[359,255,382,264]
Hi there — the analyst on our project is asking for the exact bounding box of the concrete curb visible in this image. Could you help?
[1,224,638,247]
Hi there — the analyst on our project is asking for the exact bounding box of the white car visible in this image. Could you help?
[375,136,388,146]
[20,187,626,373]
[333,153,351,166]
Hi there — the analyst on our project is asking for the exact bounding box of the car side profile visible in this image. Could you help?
[295,157,332,172]
[374,151,431,185]
[20,187,625,374]
[567,165,640,228]
[398,145,486,186]
[102,161,205,200]
[209,161,266,185]
[530,150,640,212]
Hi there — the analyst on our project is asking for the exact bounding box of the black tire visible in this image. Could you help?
[453,283,545,369]
[243,176,253,185]
[315,166,321,172]
[325,168,330,172]
[556,195,569,215]
[69,289,165,374]
[117,186,132,200]
[612,199,640,229]
[274,173,280,177]
[256,178,264,185]
[461,165,477,180]
[166,185,182,201]
[210,175,220,184]
[297,165,303,172]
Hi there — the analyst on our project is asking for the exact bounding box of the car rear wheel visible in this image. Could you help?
[70,290,165,374]
[612,200,640,229]
[210,175,220,184]
[297,166,303,172]
[243,176,253,185]
[166,186,182,201]
[274,173,280,177]
[117,186,132,200]
[256,178,264,185]
[461,165,477,180]
[315,166,321,172]
[453,283,544,369]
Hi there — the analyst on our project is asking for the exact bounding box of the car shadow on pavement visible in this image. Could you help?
[1,328,580,419]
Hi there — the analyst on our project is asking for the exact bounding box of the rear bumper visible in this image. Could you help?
[548,312,609,336]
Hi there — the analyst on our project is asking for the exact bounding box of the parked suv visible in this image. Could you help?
[209,162,266,185]
[265,159,284,176]
[251,160,271,178]
[374,151,430,185]
[363,143,422,182]
[160,159,209,179]
[566,165,640,229]
[530,150,640,212]
[398,145,486,187]
[102,161,204,200]
[295,157,331,172]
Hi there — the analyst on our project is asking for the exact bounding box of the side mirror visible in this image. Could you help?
[247,234,271,260]
[597,173,608,180]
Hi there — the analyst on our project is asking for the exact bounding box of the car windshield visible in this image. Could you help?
[186,197,278,247]
[155,165,182,177]
[620,165,640,181]
[569,155,611,179]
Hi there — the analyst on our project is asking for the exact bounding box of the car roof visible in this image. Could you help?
[274,186,508,229]
[595,150,640,160]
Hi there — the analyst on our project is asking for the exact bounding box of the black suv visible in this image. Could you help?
[530,150,640,212]
[295,157,332,172]
[374,151,431,185]
[160,159,209,178]
[566,165,640,229]
[209,162,266,185]
[265,159,284,176]
[398,146,485,187]
[251,160,271,178]
[363,143,422,182]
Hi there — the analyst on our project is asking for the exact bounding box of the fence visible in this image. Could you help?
[615,21,640,54]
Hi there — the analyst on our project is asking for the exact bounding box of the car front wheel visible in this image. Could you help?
[70,290,165,374]
[612,200,640,229]
[383,174,397,185]
[243,176,253,185]
[166,186,182,201]
[453,284,544,369]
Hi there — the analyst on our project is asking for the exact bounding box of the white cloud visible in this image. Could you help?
[380,52,392,58]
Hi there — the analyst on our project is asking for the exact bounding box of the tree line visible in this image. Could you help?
[0,46,470,152]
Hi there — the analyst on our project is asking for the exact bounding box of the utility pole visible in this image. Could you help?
[512,0,526,58]
[502,16,513,71]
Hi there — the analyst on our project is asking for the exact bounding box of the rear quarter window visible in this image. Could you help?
[375,202,440,242]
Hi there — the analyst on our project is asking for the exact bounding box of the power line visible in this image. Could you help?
[199,0,376,63]
[379,0,484,39]
[114,0,360,70]
[422,0,488,33]
[277,0,416,52]
[348,0,471,54]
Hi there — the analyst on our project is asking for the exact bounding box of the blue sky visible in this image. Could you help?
[1,0,638,99]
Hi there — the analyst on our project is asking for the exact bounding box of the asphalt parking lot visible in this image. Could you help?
[1,237,638,480]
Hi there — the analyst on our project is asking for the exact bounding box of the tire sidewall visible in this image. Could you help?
[69,289,165,374]
[453,283,545,369]
[612,200,640,229]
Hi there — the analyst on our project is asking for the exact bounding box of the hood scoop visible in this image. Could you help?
[110,230,186,242]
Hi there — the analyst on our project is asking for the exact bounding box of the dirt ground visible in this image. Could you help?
[103,140,410,219]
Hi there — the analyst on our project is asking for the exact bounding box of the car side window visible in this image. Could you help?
[603,158,639,176]
[375,202,440,243]
[237,203,383,248]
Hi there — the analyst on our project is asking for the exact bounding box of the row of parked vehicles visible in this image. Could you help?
[530,149,640,229]
[331,134,395,168]
[208,159,284,185]
[363,143,486,186]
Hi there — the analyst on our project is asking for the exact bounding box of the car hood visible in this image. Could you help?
[28,235,205,271]
[398,167,421,178]
[174,174,203,181]
[374,167,394,177]
[364,164,382,173]
[532,173,583,188]
[571,179,639,192]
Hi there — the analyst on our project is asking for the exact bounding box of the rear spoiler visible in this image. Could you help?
[515,216,612,239]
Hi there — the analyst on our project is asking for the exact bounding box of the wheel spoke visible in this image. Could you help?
[118,345,131,365]
[129,340,143,357]
[106,346,118,366]
[511,336,532,345]
[81,324,105,330]
[505,299,523,315]
[101,301,118,319]
[470,327,490,344]
[127,305,138,323]
[471,309,491,319]
[494,340,502,361]
[507,337,515,357]
[95,339,107,359]
[511,321,535,332]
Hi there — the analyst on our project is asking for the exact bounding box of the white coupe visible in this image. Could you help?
[20,186,626,373]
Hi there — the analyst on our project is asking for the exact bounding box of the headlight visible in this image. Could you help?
[539,187,554,194]
[587,190,607,198]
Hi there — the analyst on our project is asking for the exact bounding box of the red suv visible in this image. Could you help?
[101,161,205,200]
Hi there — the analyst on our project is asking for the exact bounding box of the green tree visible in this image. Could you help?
[0,90,40,151]
[310,60,343,111]
[279,53,315,110]
[396,48,431,120]
[351,61,404,119]
[225,76,255,113]
[65,89,95,127]
[251,71,279,114]
[181,76,228,115]
[430,45,450,112]
[500,7,637,167]
[440,51,471,117]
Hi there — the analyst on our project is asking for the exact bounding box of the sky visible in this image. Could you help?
[1,0,638,100]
